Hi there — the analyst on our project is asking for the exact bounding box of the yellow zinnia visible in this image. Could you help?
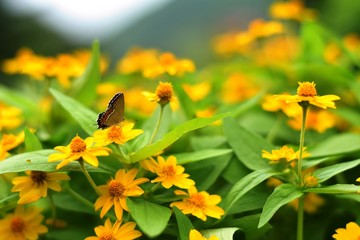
[0,206,48,240]
[0,131,25,160]
[93,121,143,146]
[262,145,310,167]
[274,81,340,109]
[333,222,360,240]
[170,186,224,221]
[0,103,23,130]
[94,168,148,220]
[189,229,219,240]
[85,218,142,240]
[48,135,111,169]
[11,170,70,204]
[141,155,195,189]
[142,81,178,109]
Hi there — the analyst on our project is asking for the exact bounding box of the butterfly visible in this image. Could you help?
[97,93,125,129]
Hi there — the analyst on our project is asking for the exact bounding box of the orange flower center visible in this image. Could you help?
[297,82,317,97]
[303,175,318,187]
[30,171,47,185]
[107,126,121,140]
[10,217,25,233]
[69,136,87,153]
[159,52,176,65]
[161,165,176,178]
[156,82,173,105]
[99,232,116,240]
[108,180,125,198]
[186,193,206,209]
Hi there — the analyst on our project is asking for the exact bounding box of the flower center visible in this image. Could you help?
[107,126,121,140]
[303,175,319,187]
[99,232,116,240]
[186,193,206,209]
[297,82,317,97]
[156,82,173,105]
[69,136,87,153]
[30,171,47,185]
[159,52,176,65]
[10,217,25,233]
[108,180,126,198]
[162,165,176,178]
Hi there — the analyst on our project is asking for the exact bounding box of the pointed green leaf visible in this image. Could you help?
[50,88,98,135]
[175,149,232,164]
[130,112,231,163]
[314,159,360,183]
[24,128,42,151]
[173,206,194,240]
[258,184,303,228]
[127,198,171,238]
[223,117,271,170]
[305,184,360,194]
[221,169,277,214]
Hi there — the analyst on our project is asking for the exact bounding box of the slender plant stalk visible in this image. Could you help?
[67,186,95,209]
[297,195,305,240]
[149,105,164,144]
[78,159,101,196]
[48,192,57,220]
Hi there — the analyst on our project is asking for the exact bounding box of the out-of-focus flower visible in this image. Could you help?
[116,47,159,74]
[48,135,111,169]
[182,81,211,102]
[93,121,143,146]
[0,131,25,160]
[143,82,178,110]
[274,82,340,109]
[141,155,195,189]
[248,19,284,38]
[269,0,315,21]
[212,31,254,56]
[94,169,148,220]
[262,145,310,166]
[189,229,219,240]
[302,174,319,188]
[0,206,48,239]
[11,170,70,204]
[85,218,142,240]
[0,103,23,130]
[221,73,259,104]
[323,43,342,64]
[262,93,302,117]
[333,222,360,240]
[170,186,224,221]
[288,193,325,214]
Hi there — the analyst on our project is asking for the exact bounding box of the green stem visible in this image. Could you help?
[78,159,101,196]
[149,105,164,144]
[297,195,304,240]
[48,192,57,220]
[66,187,95,209]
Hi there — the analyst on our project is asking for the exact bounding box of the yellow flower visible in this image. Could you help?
[182,82,211,102]
[269,0,315,21]
[262,145,310,165]
[93,121,144,146]
[142,82,178,109]
[116,47,159,74]
[170,186,224,221]
[288,193,324,214]
[189,229,219,240]
[0,206,48,239]
[94,168,148,220]
[0,103,23,130]
[48,135,111,169]
[141,155,195,189]
[333,222,360,240]
[0,132,25,160]
[262,93,302,117]
[85,218,142,240]
[11,170,70,204]
[303,174,319,188]
[221,73,259,104]
[248,19,284,38]
[274,82,340,109]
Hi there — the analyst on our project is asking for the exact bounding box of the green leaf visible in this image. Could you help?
[314,159,360,183]
[305,184,360,194]
[24,128,42,151]
[173,206,194,240]
[258,184,303,228]
[309,133,360,158]
[223,117,271,171]
[70,40,100,106]
[53,191,94,214]
[50,88,98,135]
[130,112,231,163]
[175,149,232,164]
[0,84,38,115]
[0,150,109,174]
[221,169,277,214]
[190,135,226,151]
[127,198,171,238]
[201,228,239,240]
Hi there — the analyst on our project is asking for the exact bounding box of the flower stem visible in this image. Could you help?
[66,186,95,210]
[48,192,57,220]
[297,195,305,240]
[149,105,164,144]
[78,159,101,196]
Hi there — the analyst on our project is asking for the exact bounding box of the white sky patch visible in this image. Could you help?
[3,0,172,43]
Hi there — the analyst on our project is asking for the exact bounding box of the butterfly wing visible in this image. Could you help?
[97,93,125,129]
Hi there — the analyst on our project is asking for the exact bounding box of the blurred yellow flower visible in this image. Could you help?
[221,73,259,104]
[212,31,253,56]
[170,186,224,221]
[269,0,314,21]
[143,81,178,109]
[93,121,143,146]
[262,93,302,117]
[0,131,25,160]
[11,170,70,204]
[0,206,48,239]
[289,193,324,214]
[94,168,148,220]
[189,229,219,240]
[303,174,319,188]
[262,145,310,165]
[182,81,211,102]
[85,218,142,240]
[248,19,284,38]
[274,82,340,109]
[333,222,360,240]
[116,47,159,74]
[0,103,23,130]
[141,155,195,189]
[48,135,111,169]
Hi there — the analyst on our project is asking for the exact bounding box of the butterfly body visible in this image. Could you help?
[97,93,124,129]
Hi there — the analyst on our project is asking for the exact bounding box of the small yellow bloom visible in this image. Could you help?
[116,47,159,74]
[94,168,148,220]
[93,121,144,146]
[141,155,195,189]
[170,186,224,221]
[248,19,284,38]
[11,170,70,204]
[212,31,253,56]
[303,174,319,188]
[48,135,111,169]
[189,229,219,240]
[182,81,211,102]
[0,206,48,239]
[269,0,304,20]
[262,145,310,165]
[142,82,178,109]
[85,218,142,240]
[0,131,25,160]
[262,94,302,118]
[0,103,23,130]
[274,82,340,109]
[333,222,360,240]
